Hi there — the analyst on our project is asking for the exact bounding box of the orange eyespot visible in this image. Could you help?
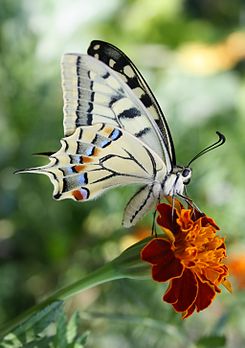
[74,165,86,172]
[93,147,101,156]
[72,190,85,201]
[82,156,93,163]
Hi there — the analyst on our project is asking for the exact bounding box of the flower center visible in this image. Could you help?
[173,217,224,271]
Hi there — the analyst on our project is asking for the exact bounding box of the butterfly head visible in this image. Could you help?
[161,165,192,198]
[181,167,192,185]
[171,165,192,184]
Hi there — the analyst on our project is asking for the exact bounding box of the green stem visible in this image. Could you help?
[52,261,123,300]
[0,261,123,338]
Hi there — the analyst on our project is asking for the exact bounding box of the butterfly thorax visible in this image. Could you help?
[159,166,192,198]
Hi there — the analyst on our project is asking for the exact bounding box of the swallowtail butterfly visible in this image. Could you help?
[17,41,225,227]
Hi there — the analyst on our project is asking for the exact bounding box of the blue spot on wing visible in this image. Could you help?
[80,187,90,199]
[78,187,90,199]
[78,173,88,185]
[109,128,122,141]
[100,139,111,148]
[61,167,74,176]
[63,173,88,192]
[85,145,95,156]
[77,143,95,156]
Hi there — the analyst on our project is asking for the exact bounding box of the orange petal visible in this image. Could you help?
[222,278,232,293]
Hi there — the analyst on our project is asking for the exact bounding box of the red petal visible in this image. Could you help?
[191,209,204,222]
[194,278,216,312]
[163,269,198,312]
[141,238,172,264]
[152,256,183,282]
[200,216,219,230]
[182,304,195,319]
[157,203,179,234]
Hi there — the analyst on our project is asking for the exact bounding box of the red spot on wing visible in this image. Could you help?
[82,156,93,163]
[72,190,85,201]
[93,148,101,156]
[74,165,86,172]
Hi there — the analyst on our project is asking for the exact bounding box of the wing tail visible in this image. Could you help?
[15,160,62,199]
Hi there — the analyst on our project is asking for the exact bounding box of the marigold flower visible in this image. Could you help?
[141,201,232,318]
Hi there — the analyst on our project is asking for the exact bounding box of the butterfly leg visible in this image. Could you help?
[171,195,176,221]
[151,192,162,236]
[151,208,158,237]
[177,192,202,217]
[164,195,176,221]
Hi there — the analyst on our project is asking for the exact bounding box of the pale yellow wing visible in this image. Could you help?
[61,54,172,170]
[18,124,166,210]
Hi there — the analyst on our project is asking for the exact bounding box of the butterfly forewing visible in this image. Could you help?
[87,40,176,166]
[61,53,172,171]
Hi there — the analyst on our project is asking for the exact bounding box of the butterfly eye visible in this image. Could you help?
[182,168,191,178]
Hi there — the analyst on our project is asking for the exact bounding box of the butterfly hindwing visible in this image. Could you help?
[19,123,167,222]
[123,184,156,227]
[87,40,176,166]
[61,53,172,171]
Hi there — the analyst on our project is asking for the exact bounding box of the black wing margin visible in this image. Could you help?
[87,40,176,166]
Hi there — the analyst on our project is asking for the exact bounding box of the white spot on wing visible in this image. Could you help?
[109,58,116,68]
[133,87,144,99]
[124,65,135,78]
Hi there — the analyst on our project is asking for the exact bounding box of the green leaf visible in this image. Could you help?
[48,310,90,348]
[72,331,90,348]
[0,333,22,348]
[13,300,64,339]
[55,311,89,348]
[196,335,226,348]
[0,300,64,345]
[20,336,53,348]
[0,307,89,348]
[54,310,67,348]
[66,312,79,344]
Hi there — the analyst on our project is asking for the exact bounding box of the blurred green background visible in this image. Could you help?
[0,0,245,347]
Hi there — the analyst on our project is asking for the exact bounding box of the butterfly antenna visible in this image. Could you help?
[187,131,226,167]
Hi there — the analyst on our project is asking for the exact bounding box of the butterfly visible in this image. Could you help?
[17,40,225,227]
